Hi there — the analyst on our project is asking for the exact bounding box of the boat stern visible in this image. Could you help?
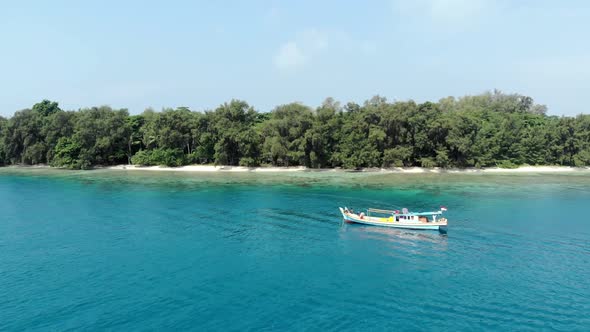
[436,217,448,233]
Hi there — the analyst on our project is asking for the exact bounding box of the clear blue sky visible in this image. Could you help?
[1,0,589,116]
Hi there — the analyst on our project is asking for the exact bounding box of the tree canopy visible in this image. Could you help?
[1,92,589,169]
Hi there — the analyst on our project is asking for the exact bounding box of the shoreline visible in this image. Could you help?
[105,165,590,173]
[3,164,590,174]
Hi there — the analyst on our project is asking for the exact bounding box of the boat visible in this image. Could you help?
[338,206,448,232]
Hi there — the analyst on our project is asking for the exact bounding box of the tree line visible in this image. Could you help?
[0,91,589,169]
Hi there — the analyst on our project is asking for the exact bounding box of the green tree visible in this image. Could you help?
[383,146,413,167]
[32,99,61,117]
[306,98,342,168]
[71,106,130,168]
[51,137,83,168]
[4,109,44,164]
[0,116,7,165]
[261,102,313,166]
[126,114,144,164]
[43,111,77,164]
[1,91,588,171]
[336,118,381,169]
[209,100,260,166]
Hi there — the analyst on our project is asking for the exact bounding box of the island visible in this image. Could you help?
[1,91,589,171]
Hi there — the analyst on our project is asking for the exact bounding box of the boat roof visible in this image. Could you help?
[368,208,442,216]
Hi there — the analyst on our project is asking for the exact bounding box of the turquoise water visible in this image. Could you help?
[1,169,590,331]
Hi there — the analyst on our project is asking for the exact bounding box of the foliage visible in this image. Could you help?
[131,148,186,167]
[383,146,413,167]
[72,106,129,168]
[1,92,590,170]
[51,137,83,169]
[0,116,7,165]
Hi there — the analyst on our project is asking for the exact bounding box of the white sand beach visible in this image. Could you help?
[104,165,590,173]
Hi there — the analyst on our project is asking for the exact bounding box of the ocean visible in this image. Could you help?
[1,169,589,331]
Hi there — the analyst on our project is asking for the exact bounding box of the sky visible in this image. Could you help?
[1,0,589,116]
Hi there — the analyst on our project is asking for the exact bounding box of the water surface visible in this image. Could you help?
[1,169,589,331]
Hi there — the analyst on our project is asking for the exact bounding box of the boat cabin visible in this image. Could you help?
[367,208,440,223]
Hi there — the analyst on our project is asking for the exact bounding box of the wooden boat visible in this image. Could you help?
[339,207,448,232]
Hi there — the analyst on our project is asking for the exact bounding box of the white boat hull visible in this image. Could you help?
[339,207,447,232]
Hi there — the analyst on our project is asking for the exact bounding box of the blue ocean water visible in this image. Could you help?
[1,169,589,331]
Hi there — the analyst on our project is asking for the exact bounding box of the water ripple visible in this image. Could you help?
[1,171,589,331]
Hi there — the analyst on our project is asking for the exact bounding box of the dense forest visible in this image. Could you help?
[1,91,589,169]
